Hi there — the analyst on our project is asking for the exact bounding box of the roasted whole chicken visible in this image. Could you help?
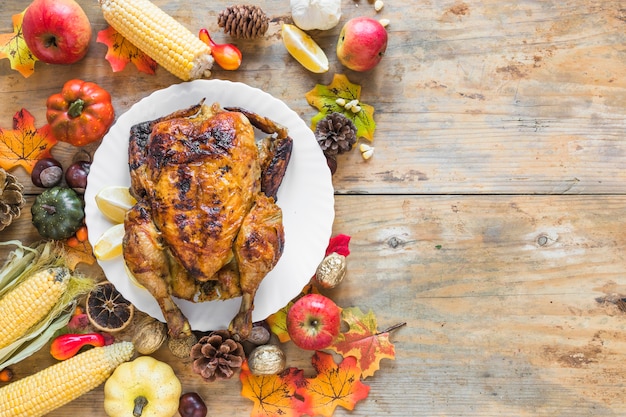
[122,101,292,340]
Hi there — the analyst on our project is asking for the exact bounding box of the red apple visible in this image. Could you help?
[287,293,341,350]
[22,0,92,65]
[336,17,388,72]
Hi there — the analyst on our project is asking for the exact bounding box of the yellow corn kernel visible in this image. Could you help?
[0,342,134,417]
[98,0,214,81]
[0,267,70,350]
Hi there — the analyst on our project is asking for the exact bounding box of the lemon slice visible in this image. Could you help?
[95,186,137,224]
[281,24,329,73]
[93,223,125,261]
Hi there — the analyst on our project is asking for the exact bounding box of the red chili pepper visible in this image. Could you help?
[50,333,106,360]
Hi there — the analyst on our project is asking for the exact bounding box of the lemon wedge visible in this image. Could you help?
[281,24,329,73]
[95,186,137,224]
[93,223,125,261]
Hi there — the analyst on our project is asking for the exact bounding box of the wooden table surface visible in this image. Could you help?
[2,0,626,416]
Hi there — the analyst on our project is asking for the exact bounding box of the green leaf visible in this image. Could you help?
[305,74,376,142]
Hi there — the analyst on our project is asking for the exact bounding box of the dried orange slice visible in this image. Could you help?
[281,24,329,73]
[86,281,134,332]
[95,186,136,224]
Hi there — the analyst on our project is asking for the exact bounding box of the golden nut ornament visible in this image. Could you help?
[315,252,347,288]
[247,344,286,375]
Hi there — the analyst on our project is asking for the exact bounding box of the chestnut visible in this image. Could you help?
[178,392,208,417]
[65,160,91,194]
[31,158,63,188]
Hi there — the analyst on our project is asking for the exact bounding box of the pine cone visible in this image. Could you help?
[315,112,357,157]
[217,4,270,39]
[0,168,26,231]
[190,330,245,381]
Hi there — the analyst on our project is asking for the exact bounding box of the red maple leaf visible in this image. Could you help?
[0,109,56,173]
[96,26,158,74]
[327,307,404,378]
[296,352,370,417]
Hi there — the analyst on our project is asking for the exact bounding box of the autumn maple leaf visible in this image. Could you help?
[240,361,306,417]
[0,10,38,78]
[327,307,403,378]
[305,74,376,142]
[240,352,370,417]
[0,109,56,174]
[296,351,370,417]
[62,240,96,271]
[96,26,158,74]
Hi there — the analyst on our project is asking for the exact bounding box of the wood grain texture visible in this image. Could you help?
[1,0,626,416]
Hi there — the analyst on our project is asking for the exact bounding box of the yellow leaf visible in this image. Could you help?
[0,10,38,78]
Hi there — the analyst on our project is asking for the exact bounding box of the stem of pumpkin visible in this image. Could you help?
[133,396,148,416]
[41,204,56,215]
[67,99,85,118]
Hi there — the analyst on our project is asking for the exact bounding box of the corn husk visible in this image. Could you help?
[0,240,95,369]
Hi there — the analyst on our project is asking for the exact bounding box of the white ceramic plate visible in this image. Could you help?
[84,79,334,331]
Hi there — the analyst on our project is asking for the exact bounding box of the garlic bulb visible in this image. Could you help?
[290,0,342,31]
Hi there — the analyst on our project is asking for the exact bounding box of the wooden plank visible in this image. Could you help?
[4,194,626,416]
[2,1,626,196]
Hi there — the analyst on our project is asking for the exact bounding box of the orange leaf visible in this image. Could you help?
[327,307,400,378]
[0,109,57,174]
[62,239,95,271]
[96,26,158,74]
[240,361,306,417]
[0,10,38,78]
[296,352,370,417]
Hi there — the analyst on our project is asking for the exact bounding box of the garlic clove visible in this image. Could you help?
[291,0,342,31]
[359,143,375,160]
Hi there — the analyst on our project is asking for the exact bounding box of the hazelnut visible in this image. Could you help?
[247,322,271,346]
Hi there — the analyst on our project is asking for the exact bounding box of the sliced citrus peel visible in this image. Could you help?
[281,24,329,73]
[86,281,134,333]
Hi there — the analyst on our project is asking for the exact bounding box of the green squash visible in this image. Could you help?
[31,186,85,240]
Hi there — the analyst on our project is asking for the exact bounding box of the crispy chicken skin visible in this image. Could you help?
[123,102,292,339]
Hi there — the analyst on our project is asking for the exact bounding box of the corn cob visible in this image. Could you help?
[0,341,134,417]
[0,267,70,350]
[98,0,214,81]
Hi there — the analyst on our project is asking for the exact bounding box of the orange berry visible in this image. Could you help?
[76,226,88,242]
